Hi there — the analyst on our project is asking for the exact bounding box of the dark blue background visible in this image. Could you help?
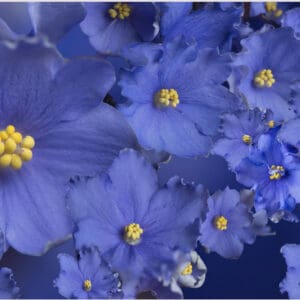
[0,3,299,298]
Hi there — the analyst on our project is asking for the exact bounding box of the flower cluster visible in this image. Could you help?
[0,2,299,299]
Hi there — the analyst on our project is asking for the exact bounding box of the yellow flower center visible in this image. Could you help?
[181,262,193,276]
[0,125,35,170]
[268,120,275,128]
[155,88,180,108]
[108,3,131,20]
[214,216,228,231]
[265,2,283,17]
[83,279,92,292]
[269,165,285,180]
[124,223,143,245]
[242,134,252,145]
[254,69,276,88]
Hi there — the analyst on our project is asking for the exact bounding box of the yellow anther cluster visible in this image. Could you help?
[0,125,35,170]
[108,3,131,19]
[254,69,276,88]
[214,216,228,231]
[155,88,180,108]
[124,223,143,244]
[83,279,92,292]
[242,134,252,145]
[181,263,193,276]
[265,2,283,17]
[269,165,285,180]
[268,120,275,128]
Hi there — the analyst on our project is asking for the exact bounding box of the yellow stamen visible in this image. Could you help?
[242,134,252,145]
[155,88,180,108]
[83,279,92,292]
[214,216,228,231]
[124,223,143,245]
[0,125,35,170]
[269,165,285,180]
[265,2,282,17]
[268,120,275,128]
[254,69,275,88]
[0,154,12,167]
[108,3,131,19]
[181,262,193,276]
[11,154,22,170]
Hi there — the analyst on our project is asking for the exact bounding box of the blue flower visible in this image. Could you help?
[213,108,272,169]
[0,268,20,299]
[174,251,207,289]
[54,248,121,299]
[164,7,242,53]
[199,187,255,259]
[80,3,159,56]
[232,27,300,120]
[118,40,239,157]
[280,244,300,298]
[0,37,137,255]
[68,149,207,281]
[236,130,300,220]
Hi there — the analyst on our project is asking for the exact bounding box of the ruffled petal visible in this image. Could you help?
[0,163,72,255]
[54,254,86,299]
[28,3,86,43]
[35,104,138,179]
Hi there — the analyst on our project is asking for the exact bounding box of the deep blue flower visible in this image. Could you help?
[54,248,121,299]
[80,3,159,56]
[0,37,137,255]
[213,108,273,169]
[0,268,19,299]
[236,130,300,220]
[232,27,300,120]
[199,187,256,259]
[118,40,239,157]
[282,7,300,38]
[68,149,207,283]
[164,7,242,53]
[280,244,300,298]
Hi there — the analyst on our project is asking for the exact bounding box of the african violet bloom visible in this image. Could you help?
[199,187,255,259]
[54,248,121,299]
[232,27,300,120]
[0,37,137,255]
[164,6,242,53]
[280,244,300,298]
[68,149,207,282]
[174,251,207,289]
[80,3,159,56]
[236,130,300,220]
[0,268,19,299]
[213,108,273,169]
[119,40,238,157]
